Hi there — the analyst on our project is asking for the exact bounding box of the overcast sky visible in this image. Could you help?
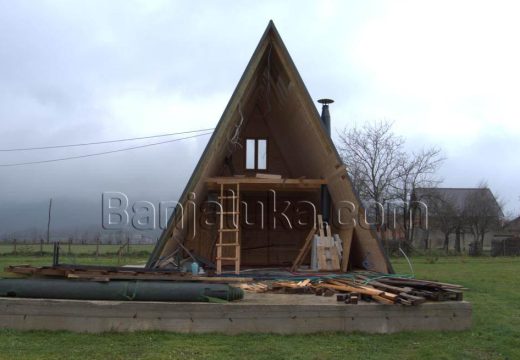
[0,0,519,234]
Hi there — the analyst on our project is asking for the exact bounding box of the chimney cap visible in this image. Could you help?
[318,98,334,105]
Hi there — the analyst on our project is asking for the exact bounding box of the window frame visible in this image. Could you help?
[245,137,268,171]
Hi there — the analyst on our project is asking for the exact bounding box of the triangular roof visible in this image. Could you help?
[148,21,392,273]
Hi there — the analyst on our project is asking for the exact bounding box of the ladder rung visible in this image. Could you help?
[217,211,239,215]
[216,257,238,261]
[218,228,239,232]
[216,243,240,247]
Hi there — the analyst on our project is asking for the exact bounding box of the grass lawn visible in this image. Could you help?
[0,255,518,360]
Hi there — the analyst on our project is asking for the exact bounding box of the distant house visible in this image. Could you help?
[411,187,503,252]
[503,216,520,235]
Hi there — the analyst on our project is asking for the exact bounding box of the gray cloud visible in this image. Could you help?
[0,0,518,238]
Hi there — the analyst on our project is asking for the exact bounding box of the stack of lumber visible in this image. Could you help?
[360,276,465,303]
[256,273,465,305]
[314,216,341,271]
[5,265,465,306]
[237,279,313,294]
[4,265,253,283]
[236,282,269,293]
[271,279,314,294]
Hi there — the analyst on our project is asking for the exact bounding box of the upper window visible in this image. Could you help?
[245,138,267,170]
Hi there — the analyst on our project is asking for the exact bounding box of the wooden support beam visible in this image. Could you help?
[340,227,354,272]
[205,177,326,191]
[290,227,317,272]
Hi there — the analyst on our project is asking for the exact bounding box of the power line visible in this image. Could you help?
[0,131,213,167]
[0,127,215,152]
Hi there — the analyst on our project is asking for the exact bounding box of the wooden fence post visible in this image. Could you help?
[40,238,44,256]
[127,236,130,254]
[13,238,17,255]
[96,236,100,258]
[68,237,72,255]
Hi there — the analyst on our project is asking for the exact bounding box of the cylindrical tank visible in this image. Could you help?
[0,278,244,302]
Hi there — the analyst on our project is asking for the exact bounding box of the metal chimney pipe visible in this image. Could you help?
[317,99,334,225]
[318,98,334,136]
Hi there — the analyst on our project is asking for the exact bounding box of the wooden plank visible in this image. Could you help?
[6,266,253,283]
[317,248,328,271]
[299,279,311,287]
[325,223,332,238]
[290,227,316,272]
[340,228,353,272]
[205,178,326,191]
[318,215,325,239]
[316,216,326,271]
[255,173,282,179]
[318,216,338,271]
[320,245,340,271]
[62,273,253,283]
[329,244,340,270]
[372,294,395,305]
[206,177,326,185]
[330,279,398,300]
[320,282,396,302]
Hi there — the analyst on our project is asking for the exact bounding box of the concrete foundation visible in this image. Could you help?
[0,294,471,334]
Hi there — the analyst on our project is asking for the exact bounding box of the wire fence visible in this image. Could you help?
[0,239,155,257]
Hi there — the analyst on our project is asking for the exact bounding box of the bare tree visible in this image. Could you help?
[394,148,444,204]
[393,147,444,246]
[427,193,460,252]
[337,121,405,208]
[337,120,444,249]
[463,181,503,250]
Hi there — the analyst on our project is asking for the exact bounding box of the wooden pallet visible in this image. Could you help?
[316,216,340,271]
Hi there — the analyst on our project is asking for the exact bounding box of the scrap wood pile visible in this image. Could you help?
[238,273,465,306]
[4,265,253,283]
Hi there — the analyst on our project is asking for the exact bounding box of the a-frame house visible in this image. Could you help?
[148,21,393,274]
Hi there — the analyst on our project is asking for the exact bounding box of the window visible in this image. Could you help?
[246,139,256,169]
[257,139,267,169]
[245,138,268,170]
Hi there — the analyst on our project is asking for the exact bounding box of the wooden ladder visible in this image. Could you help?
[216,182,241,275]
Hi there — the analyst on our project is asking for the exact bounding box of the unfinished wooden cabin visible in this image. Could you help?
[147,21,392,275]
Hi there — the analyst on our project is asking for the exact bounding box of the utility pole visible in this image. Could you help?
[47,198,52,244]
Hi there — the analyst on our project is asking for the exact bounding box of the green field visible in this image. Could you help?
[0,255,519,360]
